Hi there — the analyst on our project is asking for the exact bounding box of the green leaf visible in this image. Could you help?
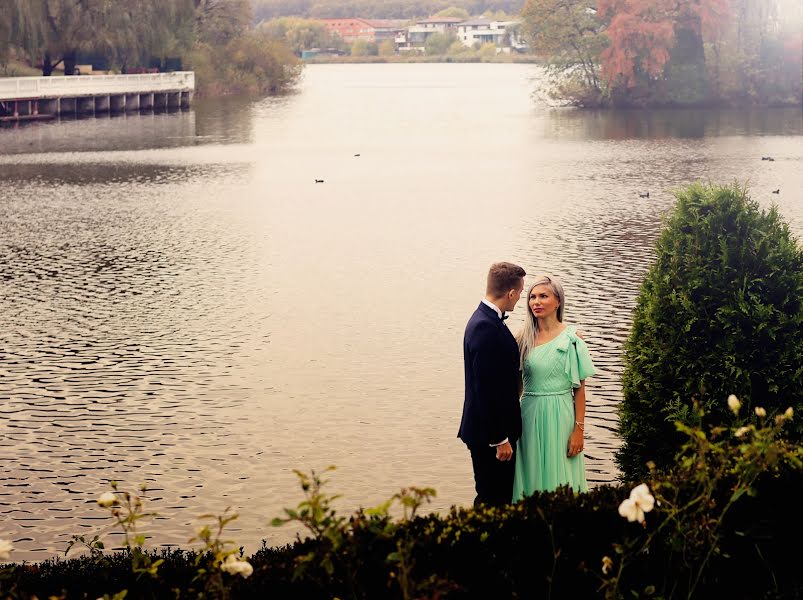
[730,488,746,503]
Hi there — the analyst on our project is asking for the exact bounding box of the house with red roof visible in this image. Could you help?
[322,18,377,44]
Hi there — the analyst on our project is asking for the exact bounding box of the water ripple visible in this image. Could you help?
[1,64,801,561]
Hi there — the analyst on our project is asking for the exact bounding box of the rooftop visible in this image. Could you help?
[415,17,465,24]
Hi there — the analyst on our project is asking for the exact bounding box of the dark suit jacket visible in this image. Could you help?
[458,302,522,448]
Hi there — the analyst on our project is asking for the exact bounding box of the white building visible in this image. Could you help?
[456,17,527,52]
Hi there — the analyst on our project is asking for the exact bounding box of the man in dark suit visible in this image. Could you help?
[458,262,526,506]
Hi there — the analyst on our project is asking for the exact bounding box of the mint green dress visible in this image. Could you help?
[513,326,596,500]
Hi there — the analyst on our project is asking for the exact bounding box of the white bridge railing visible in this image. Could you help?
[0,72,195,101]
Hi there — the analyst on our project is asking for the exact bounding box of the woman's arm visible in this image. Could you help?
[567,380,587,457]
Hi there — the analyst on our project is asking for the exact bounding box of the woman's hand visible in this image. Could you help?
[567,426,584,457]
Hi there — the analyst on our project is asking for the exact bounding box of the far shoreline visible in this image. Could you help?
[300,60,803,110]
[303,53,540,65]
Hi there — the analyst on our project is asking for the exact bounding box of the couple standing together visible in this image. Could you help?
[458,262,596,506]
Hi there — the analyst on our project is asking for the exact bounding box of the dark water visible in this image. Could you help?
[1,64,801,561]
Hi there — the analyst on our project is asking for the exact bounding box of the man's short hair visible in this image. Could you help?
[486,262,526,297]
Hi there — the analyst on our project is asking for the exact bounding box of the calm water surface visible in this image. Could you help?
[1,64,801,561]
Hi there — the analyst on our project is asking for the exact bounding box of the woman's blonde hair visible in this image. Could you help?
[515,274,565,369]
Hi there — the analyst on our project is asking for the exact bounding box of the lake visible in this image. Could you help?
[1,63,801,561]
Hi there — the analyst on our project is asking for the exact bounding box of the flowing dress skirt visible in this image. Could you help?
[513,389,588,500]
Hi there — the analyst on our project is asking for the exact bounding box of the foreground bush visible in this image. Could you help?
[617,182,803,482]
[3,404,801,599]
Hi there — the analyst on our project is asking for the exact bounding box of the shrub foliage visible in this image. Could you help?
[4,413,802,599]
[617,182,803,481]
[187,32,303,96]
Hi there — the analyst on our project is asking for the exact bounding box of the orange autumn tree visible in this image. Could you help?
[598,0,730,104]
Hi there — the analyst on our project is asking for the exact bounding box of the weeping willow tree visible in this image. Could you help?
[98,1,197,72]
[0,0,301,95]
[0,2,9,67]
[1,0,196,75]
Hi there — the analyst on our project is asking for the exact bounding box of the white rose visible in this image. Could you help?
[727,394,741,414]
[97,492,118,508]
[238,561,254,578]
[0,539,13,561]
[618,497,642,523]
[630,483,655,511]
[755,406,766,418]
[221,554,253,578]
[618,483,655,524]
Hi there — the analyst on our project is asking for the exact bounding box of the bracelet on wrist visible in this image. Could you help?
[575,421,584,431]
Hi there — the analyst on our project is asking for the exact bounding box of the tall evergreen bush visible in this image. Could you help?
[616,183,803,482]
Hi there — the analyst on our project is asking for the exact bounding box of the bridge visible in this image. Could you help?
[0,72,195,121]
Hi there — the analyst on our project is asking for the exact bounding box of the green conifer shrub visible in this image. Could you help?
[616,182,803,482]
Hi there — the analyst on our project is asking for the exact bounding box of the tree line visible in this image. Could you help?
[0,0,301,96]
[523,0,802,107]
[252,0,524,20]
[256,10,518,58]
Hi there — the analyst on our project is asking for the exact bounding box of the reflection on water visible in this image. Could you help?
[543,106,803,140]
[0,96,261,155]
[1,63,801,561]
[0,162,247,185]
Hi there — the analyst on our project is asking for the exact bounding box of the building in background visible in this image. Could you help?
[322,15,529,54]
[365,19,409,45]
[456,18,528,52]
[396,17,463,52]
[322,18,377,44]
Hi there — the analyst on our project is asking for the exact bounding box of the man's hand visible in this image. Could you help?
[495,441,513,461]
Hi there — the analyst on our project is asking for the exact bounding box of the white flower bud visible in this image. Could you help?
[755,406,766,418]
[97,492,118,508]
[727,394,741,414]
[735,426,750,438]
[784,407,794,419]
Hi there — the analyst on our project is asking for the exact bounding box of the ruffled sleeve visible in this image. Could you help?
[555,326,597,389]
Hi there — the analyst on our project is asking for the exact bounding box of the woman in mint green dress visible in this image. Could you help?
[513,274,596,500]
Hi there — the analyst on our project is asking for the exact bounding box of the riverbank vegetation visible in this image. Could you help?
[523,0,803,107]
[0,0,302,96]
[303,47,537,64]
[2,183,802,599]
